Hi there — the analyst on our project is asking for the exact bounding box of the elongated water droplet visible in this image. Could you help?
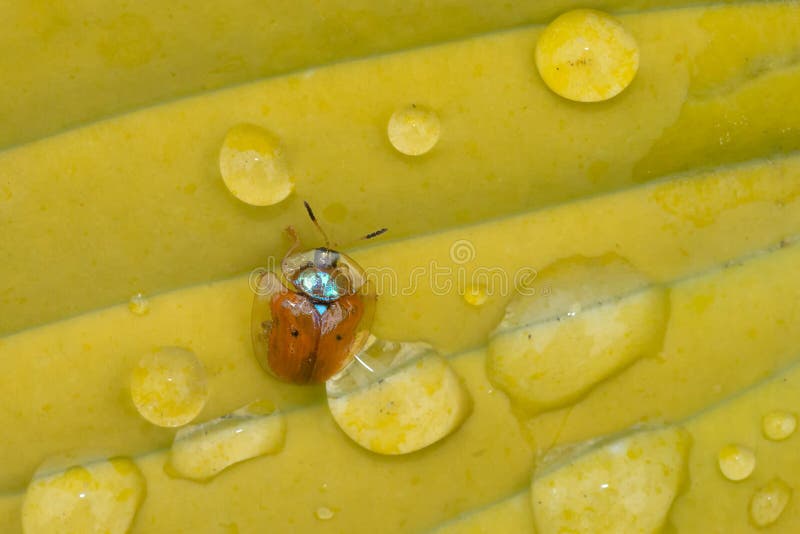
[488,254,667,413]
[167,399,286,481]
[750,478,792,528]
[130,346,208,427]
[315,506,335,520]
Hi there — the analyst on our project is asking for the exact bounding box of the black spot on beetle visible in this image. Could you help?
[335,334,343,341]
[290,328,299,337]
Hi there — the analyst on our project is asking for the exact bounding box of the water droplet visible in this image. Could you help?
[535,9,639,102]
[219,123,293,206]
[488,255,667,413]
[128,293,149,316]
[327,337,471,454]
[531,426,689,532]
[387,105,441,156]
[22,457,145,534]
[315,506,335,520]
[750,478,792,528]
[762,411,797,441]
[130,346,208,427]
[718,444,755,481]
[167,399,286,481]
[463,284,489,306]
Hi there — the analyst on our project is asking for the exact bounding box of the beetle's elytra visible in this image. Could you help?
[251,202,386,384]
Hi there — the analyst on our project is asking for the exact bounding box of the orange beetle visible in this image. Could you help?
[251,202,386,384]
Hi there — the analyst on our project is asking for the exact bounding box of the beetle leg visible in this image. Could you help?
[281,226,302,271]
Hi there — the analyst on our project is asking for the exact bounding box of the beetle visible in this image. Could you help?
[251,202,387,384]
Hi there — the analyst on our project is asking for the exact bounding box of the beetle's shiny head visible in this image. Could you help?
[282,247,365,302]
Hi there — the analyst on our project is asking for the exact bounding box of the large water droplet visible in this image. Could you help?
[749,478,792,528]
[130,346,208,427]
[387,105,441,156]
[22,457,145,534]
[219,123,293,206]
[488,254,667,413]
[762,410,797,441]
[326,337,471,454]
[535,9,639,102]
[167,399,286,481]
[531,426,689,533]
[718,443,755,481]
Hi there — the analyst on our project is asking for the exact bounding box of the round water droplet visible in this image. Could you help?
[387,105,441,156]
[327,337,471,455]
[535,9,639,102]
[315,506,335,520]
[718,444,756,481]
[762,411,797,441]
[130,346,208,427]
[22,457,146,534]
[750,478,792,528]
[128,293,149,316]
[463,284,489,307]
[219,123,293,206]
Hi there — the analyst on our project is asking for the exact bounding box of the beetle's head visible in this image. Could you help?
[281,247,364,302]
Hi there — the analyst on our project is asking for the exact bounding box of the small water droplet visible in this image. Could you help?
[167,399,286,481]
[387,105,441,156]
[22,457,145,534]
[535,9,639,102]
[463,284,489,306]
[718,444,755,481]
[219,123,293,206]
[130,346,208,427]
[315,506,335,521]
[128,293,149,316]
[750,478,792,527]
[762,411,797,441]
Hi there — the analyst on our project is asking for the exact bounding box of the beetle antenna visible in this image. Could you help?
[362,228,388,240]
[334,227,389,250]
[303,201,331,248]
